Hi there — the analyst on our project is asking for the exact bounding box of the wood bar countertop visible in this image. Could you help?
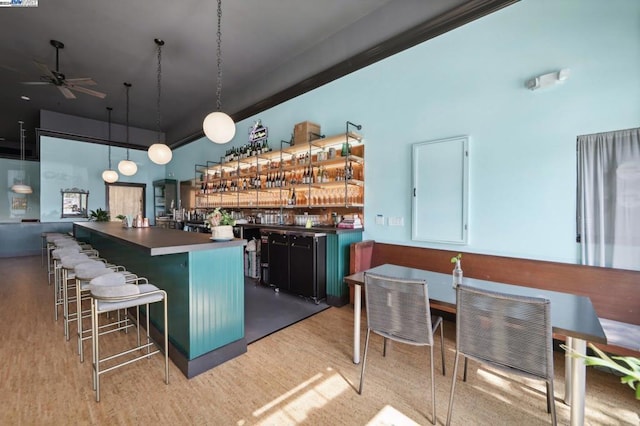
[74,222,245,256]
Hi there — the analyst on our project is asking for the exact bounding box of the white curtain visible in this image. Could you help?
[108,185,143,221]
[578,127,640,270]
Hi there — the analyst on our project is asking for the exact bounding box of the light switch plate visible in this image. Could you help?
[375,215,385,225]
[389,216,404,226]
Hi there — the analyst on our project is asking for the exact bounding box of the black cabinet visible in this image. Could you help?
[290,234,326,301]
[268,232,290,291]
[267,231,326,303]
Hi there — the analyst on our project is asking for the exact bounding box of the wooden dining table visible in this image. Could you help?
[344,263,607,426]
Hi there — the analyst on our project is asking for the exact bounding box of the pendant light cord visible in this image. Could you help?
[107,107,113,169]
[18,121,24,172]
[155,39,164,140]
[124,82,132,160]
[216,0,222,112]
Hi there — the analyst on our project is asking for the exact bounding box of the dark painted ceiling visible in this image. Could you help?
[0,0,508,158]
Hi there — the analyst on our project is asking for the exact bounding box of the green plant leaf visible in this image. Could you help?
[562,343,640,399]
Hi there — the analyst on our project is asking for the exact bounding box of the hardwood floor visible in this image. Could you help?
[1,256,637,425]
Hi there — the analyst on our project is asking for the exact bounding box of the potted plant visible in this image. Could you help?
[89,208,110,222]
[205,208,235,240]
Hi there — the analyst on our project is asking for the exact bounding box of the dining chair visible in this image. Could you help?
[359,272,445,425]
[446,285,556,426]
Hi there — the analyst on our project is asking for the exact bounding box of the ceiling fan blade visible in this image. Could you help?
[58,86,76,99]
[22,81,52,85]
[34,61,55,78]
[65,77,97,86]
[66,84,106,99]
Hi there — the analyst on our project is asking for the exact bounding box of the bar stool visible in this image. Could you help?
[42,232,65,268]
[89,273,169,401]
[49,238,94,287]
[47,235,76,284]
[75,264,137,362]
[52,246,83,319]
[59,253,101,338]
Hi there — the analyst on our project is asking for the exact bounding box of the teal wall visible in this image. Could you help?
[40,136,166,223]
[1,158,40,222]
[167,0,640,264]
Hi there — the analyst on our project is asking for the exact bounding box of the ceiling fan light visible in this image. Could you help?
[102,169,119,183]
[203,111,236,144]
[148,143,172,165]
[11,184,33,194]
[118,159,138,176]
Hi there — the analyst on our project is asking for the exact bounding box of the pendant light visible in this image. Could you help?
[148,38,173,165]
[102,107,119,183]
[118,82,138,176]
[11,121,33,194]
[202,0,236,144]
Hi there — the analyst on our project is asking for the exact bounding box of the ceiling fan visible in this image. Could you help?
[22,39,106,100]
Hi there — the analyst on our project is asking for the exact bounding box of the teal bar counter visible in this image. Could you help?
[74,222,247,378]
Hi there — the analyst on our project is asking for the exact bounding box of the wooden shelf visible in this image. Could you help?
[193,130,364,210]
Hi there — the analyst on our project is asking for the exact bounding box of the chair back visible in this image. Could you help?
[456,284,553,380]
[364,272,433,346]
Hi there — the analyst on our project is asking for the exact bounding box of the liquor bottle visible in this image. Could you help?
[341,141,351,157]
[291,188,297,205]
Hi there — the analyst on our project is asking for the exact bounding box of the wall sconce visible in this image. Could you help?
[525,69,570,91]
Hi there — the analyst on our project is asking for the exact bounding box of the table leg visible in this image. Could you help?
[353,284,361,364]
[568,337,586,426]
[564,337,573,404]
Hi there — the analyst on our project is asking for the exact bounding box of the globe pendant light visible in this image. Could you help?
[118,82,138,176]
[148,38,172,165]
[102,107,119,183]
[11,121,33,194]
[202,0,236,144]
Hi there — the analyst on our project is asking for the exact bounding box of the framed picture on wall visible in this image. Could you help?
[11,197,27,211]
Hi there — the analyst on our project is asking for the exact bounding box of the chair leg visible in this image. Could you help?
[429,346,436,425]
[163,297,169,384]
[439,322,446,376]
[446,352,461,426]
[463,357,468,382]
[358,329,371,394]
[382,337,387,357]
[547,380,557,426]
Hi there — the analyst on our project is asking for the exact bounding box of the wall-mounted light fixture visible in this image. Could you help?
[525,69,570,91]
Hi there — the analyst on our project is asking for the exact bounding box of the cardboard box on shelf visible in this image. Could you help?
[293,121,321,145]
